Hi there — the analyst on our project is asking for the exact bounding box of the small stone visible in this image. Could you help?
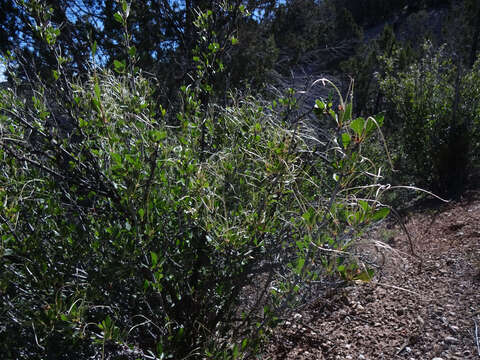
[445,336,459,344]
[449,325,459,333]
[416,316,425,327]
[396,308,404,316]
[358,355,366,360]
[431,358,444,360]
[293,313,302,319]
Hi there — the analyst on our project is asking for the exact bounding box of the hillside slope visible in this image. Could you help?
[265,191,480,359]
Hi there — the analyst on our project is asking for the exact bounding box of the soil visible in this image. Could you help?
[264,190,480,360]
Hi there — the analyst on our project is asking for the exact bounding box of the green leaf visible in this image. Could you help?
[91,41,97,57]
[111,153,122,165]
[302,208,315,225]
[231,36,238,45]
[329,109,336,121]
[92,98,101,112]
[371,207,390,221]
[358,200,369,212]
[113,59,125,73]
[344,102,353,121]
[365,118,376,135]
[374,114,384,127]
[208,42,220,53]
[353,268,374,282]
[315,99,325,110]
[94,81,101,100]
[151,130,167,141]
[128,46,136,57]
[350,117,365,136]
[341,133,351,149]
[52,70,59,80]
[114,12,123,24]
[296,257,305,274]
[121,0,128,13]
[151,251,158,267]
[296,240,305,251]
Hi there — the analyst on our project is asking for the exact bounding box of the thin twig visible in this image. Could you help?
[388,206,423,272]
[474,318,480,357]
[31,321,45,351]
[375,282,422,297]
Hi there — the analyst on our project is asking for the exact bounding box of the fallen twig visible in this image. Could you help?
[375,282,421,297]
[474,318,480,357]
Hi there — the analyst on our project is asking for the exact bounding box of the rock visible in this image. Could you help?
[416,316,425,327]
[444,336,459,344]
[356,304,365,312]
[449,325,459,333]
[431,358,444,360]
[358,355,366,360]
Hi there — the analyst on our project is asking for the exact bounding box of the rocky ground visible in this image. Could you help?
[264,190,480,359]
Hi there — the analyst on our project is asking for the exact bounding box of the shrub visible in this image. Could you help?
[380,41,480,198]
[0,4,392,359]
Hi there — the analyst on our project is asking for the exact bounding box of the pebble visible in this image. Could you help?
[356,304,365,312]
[431,358,444,360]
[449,325,459,333]
[416,316,425,327]
[444,336,459,344]
[358,355,366,360]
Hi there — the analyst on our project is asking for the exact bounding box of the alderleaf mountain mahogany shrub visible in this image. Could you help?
[0,3,392,359]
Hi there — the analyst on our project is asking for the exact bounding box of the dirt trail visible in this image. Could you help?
[265,191,480,359]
